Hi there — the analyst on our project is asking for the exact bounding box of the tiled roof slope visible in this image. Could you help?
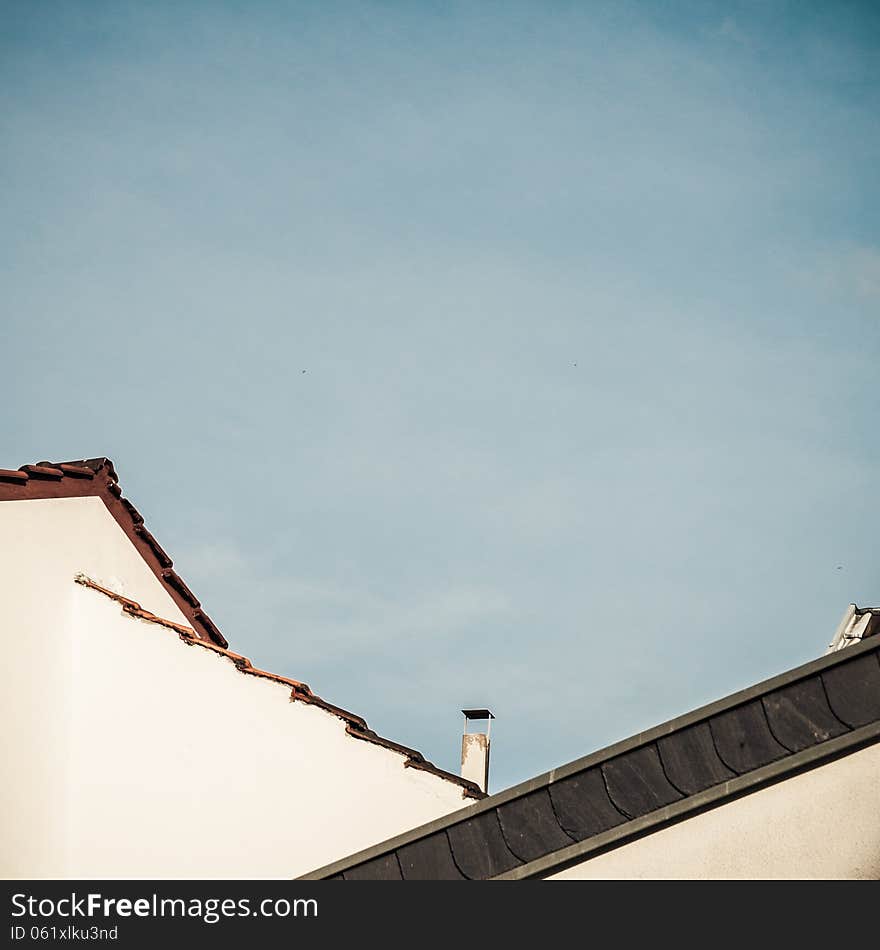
[301,628,880,880]
[1,457,483,800]
[0,458,228,649]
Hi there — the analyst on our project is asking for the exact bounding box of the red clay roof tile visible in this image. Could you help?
[134,524,173,568]
[161,569,200,607]
[57,464,96,479]
[121,499,145,524]
[19,464,64,479]
[0,469,29,483]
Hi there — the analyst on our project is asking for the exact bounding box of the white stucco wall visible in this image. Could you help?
[0,497,469,878]
[548,742,880,880]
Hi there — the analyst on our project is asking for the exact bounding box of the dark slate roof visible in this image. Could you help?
[300,629,880,880]
[0,457,484,801]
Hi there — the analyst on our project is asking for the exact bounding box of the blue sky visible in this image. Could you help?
[2,0,878,792]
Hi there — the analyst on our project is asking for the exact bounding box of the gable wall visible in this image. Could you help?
[0,497,468,877]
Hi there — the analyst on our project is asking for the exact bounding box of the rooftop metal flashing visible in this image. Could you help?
[827,604,880,653]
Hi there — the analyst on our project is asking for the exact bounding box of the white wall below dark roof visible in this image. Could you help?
[548,741,880,879]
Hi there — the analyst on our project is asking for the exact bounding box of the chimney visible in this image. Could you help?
[461,709,494,794]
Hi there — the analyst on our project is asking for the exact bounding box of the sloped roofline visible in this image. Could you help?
[1,457,484,800]
[300,628,880,879]
[1,458,229,647]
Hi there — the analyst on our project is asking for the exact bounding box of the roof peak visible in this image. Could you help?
[1,456,484,801]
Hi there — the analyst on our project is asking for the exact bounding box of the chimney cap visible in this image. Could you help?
[462,708,495,720]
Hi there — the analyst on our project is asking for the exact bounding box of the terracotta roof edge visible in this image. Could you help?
[0,457,227,648]
[73,574,482,799]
